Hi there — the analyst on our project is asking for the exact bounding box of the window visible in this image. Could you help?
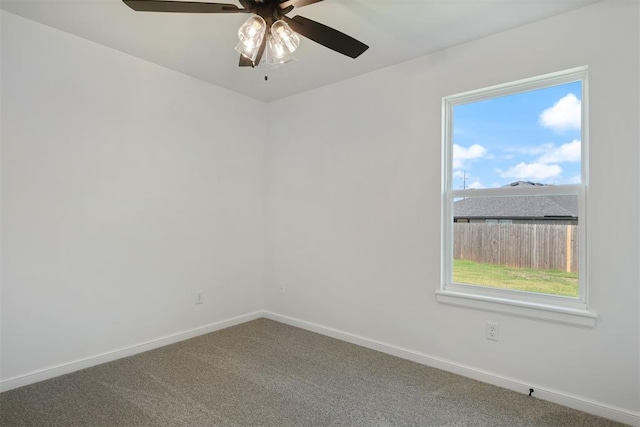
[437,67,597,326]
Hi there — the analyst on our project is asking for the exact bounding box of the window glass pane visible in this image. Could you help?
[452,82,582,189]
[453,194,578,297]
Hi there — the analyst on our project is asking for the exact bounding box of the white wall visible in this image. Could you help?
[265,0,640,418]
[1,11,266,382]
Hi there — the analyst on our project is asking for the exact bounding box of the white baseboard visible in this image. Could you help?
[0,311,263,393]
[263,311,640,427]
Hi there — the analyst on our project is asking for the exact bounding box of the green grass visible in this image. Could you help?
[453,259,578,297]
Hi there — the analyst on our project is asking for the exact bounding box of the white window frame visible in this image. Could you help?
[437,67,597,327]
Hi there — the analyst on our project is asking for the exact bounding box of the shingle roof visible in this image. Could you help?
[453,181,578,219]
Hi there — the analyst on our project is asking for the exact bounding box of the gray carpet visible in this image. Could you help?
[0,318,625,426]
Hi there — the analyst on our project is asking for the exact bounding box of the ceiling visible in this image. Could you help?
[1,0,599,102]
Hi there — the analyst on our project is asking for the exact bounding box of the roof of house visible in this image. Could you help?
[453,181,578,219]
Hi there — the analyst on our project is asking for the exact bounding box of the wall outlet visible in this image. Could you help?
[279,283,286,295]
[196,290,204,305]
[486,321,499,341]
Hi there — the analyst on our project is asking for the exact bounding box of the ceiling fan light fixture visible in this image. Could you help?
[122,0,369,68]
[235,15,267,62]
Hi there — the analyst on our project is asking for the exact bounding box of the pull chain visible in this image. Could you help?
[264,33,269,81]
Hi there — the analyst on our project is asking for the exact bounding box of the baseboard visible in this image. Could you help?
[0,311,263,393]
[263,311,640,427]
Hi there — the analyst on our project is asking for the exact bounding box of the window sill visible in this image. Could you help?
[435,290,597,327]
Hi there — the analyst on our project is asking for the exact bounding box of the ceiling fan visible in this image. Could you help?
[122,0,369,68]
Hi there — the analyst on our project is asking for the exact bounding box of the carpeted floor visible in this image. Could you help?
[0,318,625,426]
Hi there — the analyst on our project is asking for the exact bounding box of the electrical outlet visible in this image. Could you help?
[486,321,499,341]
[196,290,204,305]
[279,283,286,295]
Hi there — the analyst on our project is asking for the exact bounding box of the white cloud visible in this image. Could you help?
[467,181,485,189]
[500,162,562,181]
[538,139,581,163]
[453,144,487,169]
[539,93,581,132]
[499,140,579,184]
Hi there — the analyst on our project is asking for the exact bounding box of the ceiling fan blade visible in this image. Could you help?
[239,54,253,67]
[123,0,247,13]
[279,0,324,9]
[283,15,368,58]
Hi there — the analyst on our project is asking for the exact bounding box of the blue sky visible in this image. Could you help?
[452,81,582,189]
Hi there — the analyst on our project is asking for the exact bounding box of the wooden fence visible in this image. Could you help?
[453,223,578,273]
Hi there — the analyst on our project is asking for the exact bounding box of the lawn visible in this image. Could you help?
[453,259,579,297]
